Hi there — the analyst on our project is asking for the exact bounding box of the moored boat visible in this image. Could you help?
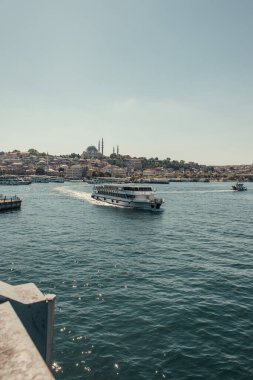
[91,184,164,210]
[0,175,31,185]
[136,178,170,184]
[48,176,64,183]
[31,175,49,183]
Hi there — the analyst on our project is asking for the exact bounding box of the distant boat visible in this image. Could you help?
[136,178,170,184]
[31,175,64,183]
[0,175,31,185]
[48,177,64,183]
[86,178,102,184]
[232,181,247,191]
[31,175,50,183]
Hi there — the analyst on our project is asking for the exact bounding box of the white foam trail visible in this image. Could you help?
[55,186,90,200]
[54,186,124,208]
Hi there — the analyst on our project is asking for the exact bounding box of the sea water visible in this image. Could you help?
[0,181,253,380]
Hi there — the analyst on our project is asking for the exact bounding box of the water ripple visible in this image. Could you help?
[1,182,253,379]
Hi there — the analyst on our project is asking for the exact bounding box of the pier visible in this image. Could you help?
[0,195,22,211]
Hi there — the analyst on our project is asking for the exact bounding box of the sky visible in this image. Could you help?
[0,0,253,165]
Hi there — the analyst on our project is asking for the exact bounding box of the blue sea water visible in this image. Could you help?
[0,181,253,380]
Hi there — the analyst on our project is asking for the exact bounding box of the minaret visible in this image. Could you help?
[98,140,100,153]
[101,138,104,156]
[46,152,49,173]
[117,145,119,155]
[113,146,115,154]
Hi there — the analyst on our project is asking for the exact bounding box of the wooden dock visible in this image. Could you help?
[0,195,22,211]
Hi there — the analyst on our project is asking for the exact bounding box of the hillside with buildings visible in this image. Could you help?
[0,146,252,182]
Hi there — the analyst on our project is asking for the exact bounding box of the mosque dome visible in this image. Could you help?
[86,146,98,153]
[82,145,101,159]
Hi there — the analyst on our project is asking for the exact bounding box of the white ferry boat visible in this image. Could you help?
[91,184,164,210]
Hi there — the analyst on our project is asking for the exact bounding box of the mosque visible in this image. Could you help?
[81,138,119,159]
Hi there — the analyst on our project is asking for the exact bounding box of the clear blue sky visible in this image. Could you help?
[0,0,252,164]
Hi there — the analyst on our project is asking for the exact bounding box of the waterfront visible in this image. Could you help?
[1,182,253,380]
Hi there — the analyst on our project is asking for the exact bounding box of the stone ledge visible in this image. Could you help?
[0,302,55,380]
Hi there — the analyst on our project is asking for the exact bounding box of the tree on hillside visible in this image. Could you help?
[35,167,45,175]
[28,148,39,155]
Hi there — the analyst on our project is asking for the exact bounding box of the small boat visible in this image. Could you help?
[232,182,247,191]
[91,184,164,210]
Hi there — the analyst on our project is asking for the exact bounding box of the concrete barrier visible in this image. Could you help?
[0,281,56,380]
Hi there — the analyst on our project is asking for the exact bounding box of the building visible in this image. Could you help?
[65,165,83,179]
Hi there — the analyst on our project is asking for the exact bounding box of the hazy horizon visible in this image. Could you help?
[1,0,253,165]
[2,145,252,167]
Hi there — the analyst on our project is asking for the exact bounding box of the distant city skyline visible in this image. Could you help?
[1,0,253,165]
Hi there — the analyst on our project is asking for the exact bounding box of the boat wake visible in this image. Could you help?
[54,187,125,208]
[54,186,91,201]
